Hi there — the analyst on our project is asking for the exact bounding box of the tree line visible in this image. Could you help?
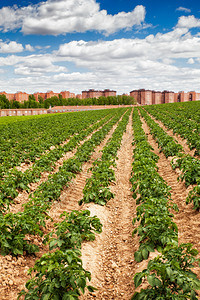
[0,94,135,109]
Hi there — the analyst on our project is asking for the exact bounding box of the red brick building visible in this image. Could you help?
[152,91,162,105]
[34,90,76,101]
[15,92,29,102]
[33,92,46,101]
[0,91,29,103]
[60,91,76,99]
[0,90,76,103]
[82,89,116,99]
[161,91,175,103]
[76,94,82,99]
[130,89,152,105]
[130,89,200,105]
[0,91,15,101]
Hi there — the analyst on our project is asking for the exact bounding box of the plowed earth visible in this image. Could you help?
[140,115,200,297]
[0,111,199,300]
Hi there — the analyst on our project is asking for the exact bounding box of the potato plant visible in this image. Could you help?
[131,108,200,299]
[19,210,102,299]
[0,109,126,256]
[80,109,131,206]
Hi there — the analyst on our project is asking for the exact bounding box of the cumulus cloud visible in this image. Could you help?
[0,40,23,53]
[0,0,146,35]
[14,64,67,76]
[176,7,191,13]
[0,55,23,66]
[52,27,200,92]
[187,58,195,64]
[4,61,200,95]
[56,27,200,65]
[25,44,35,51]
[14,55,68,75]
[2,16,200,94]
[177,15,200,29]
[0,53,67,76]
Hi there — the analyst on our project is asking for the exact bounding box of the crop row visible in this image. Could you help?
[144,104,200,156]
[18,108,131,299]
[0,109,113,177]
[139,108,200,210]
[154,101,200,124]
[80,108,131,206]
[131,108,200,299]
[18,210,102,299]
[0,113,113,212]
[0,108,126,257]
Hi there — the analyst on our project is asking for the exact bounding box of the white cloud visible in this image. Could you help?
[177,15,200,29]
[2,16,200,94]
[35,45,51,50]
[25,44,35,51]
[187,58,195,64]
[0,53,67,75]
[0,55,22,66]
[0,41,23,53]
[0,0,146,36]
[50,27,200,92]
[14,64,67,76]
[14,54,68,75]
[55,27,200,65]
[176,7,191,13]
[162,58,174,64]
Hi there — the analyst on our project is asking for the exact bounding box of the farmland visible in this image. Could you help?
[0,103,200,299]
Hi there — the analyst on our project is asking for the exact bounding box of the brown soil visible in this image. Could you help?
[1,110,200,300]
[140,115,200,292]
[80,112,138,300]
[14,116,108,174]
[145,109,200,159]
[15,139,71,173]
[0,112,125,299]
[9,116,112,214]
[9,148,76,214]
[47,113,124,222]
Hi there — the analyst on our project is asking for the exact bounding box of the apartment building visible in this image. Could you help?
[0,90,76,103]
[130,89,200,105]
[82,89,116,99]
[34,90,76,101]
[0,91,29,103]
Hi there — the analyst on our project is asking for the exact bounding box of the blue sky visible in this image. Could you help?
[0,0,200,94]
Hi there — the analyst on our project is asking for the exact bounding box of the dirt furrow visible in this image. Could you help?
[48,113,124,222]
[144,109,199,158]
[14,116,108,174]
[140,115,200,282]
[15,138,71,173]
[0,115,120,300]
[9,117,112,214]
[80,113,138,300]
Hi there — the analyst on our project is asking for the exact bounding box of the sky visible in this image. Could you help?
[0,0,200,94]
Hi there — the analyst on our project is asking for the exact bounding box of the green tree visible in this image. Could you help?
[38,95,44,104]
[0,94,10,109]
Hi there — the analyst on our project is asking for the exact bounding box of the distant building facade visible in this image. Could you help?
[0,91,29,103]
[130,89,200,105]
[76,94,82,99]
[82,89,116,99]
[0,108,47,117]
[34,90,76,101]
[0,90,76,103]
